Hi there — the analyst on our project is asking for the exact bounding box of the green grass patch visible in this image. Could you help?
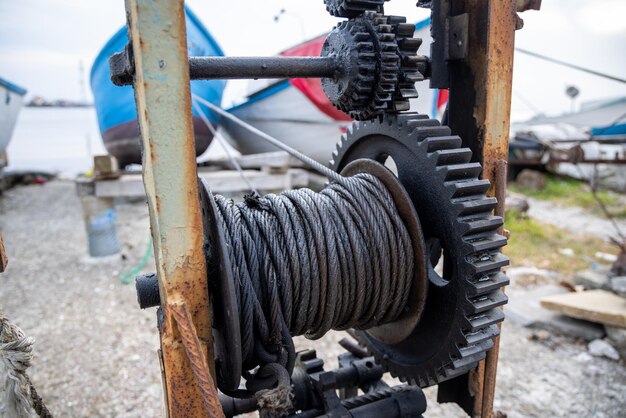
[509,174,626,218]
[504,209,617,278]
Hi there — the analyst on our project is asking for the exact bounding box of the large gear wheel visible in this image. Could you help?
[324,0,388,18]
[322,12,399,120]
[330,113,509,387]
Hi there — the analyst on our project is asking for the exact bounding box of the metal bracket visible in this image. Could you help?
[109,44,134,87]
[446,13,469,61]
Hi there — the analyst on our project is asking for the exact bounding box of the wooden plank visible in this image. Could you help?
[205,151,305,170]
[541,290,626,328]
[94,169,324,198]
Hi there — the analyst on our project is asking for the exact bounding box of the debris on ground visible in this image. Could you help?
[587,339,620,361]
[605,325,626,359]
[505,192,530,214]
[514,169,546,191]
[572,268,611,290]
[610,276,626,297]
[506,266,561,288]
[0,170,56,194]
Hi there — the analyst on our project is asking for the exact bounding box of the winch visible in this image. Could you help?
[114,0,528,416]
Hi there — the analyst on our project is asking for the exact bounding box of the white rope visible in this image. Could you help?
[191,97,259,195]
[191,94,345,184]
[0,312,36,418]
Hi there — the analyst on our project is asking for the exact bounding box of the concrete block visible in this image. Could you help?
[541,289,626,328]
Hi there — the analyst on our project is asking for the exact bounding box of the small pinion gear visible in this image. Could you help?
[321,12,399,121]
[387,15,428,112]
[330,113,509,387]
[324,0,389,18]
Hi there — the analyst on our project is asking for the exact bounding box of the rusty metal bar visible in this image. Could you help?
[445,0,518,417]
[124,0,216,416]
[169,302,224,417]
[0,233,7,272]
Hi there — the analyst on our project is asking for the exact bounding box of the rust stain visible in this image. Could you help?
[0,233,7,272]
[170,302,224,418]
[478,1,517,416]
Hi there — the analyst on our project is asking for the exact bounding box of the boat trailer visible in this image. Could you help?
[108,0,539,416]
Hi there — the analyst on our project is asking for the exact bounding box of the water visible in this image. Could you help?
[7,107,106,178]
[6,106,231,178]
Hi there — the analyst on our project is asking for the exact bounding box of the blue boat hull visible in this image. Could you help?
[90,7,225,167]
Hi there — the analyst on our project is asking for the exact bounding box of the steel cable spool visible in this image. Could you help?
[199,159,428,396]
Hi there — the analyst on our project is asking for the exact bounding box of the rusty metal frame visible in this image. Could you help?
[122,0,518,416]
[124,0,222,416]
[441,1,518,417]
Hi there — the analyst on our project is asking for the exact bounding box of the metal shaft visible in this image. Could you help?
[188,56,340,80]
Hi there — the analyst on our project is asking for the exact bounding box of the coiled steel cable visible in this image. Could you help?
[209,172,414,392]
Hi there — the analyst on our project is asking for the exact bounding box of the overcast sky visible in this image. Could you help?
[1,0,625,122]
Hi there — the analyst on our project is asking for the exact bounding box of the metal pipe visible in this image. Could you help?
[188,56,340,80]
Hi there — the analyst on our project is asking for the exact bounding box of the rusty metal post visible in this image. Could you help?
[445,1,517,417]
[124,1,221,416]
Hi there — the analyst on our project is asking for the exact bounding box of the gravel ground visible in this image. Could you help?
[526,197,626,240]
[1,181,625,417]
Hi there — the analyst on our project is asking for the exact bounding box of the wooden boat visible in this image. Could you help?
[0,78,27,169]
[221,19,438,164]
[90,7,225,167]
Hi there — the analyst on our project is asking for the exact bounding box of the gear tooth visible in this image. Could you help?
[462,324,501,346]
[461,215,504,235]
[443,162,483,181]
[451,350,488,374]
[411,125,451,141]
[434,148,472,165]
[458,340,493,360]
[468,272,509,297]
[324,0,387,18]
[467,308,505,332]
[456,196,497,216]
[398,87,418,99]
[465,233,508,253]
[392,100,410,112]
[425,135,463,152]
[448,179,491,198]
[469,252,509,274]
[468,292,508,315]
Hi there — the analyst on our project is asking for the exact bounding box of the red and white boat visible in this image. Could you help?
[221,18,444,163]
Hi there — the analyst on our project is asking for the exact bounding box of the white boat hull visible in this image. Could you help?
[223,84,351,164]
[222,22,437,165]
[0,84,25,168]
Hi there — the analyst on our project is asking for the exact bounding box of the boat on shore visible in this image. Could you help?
[509,97,626,191]
[0,78,27,169]
[221,19,437,164]
[90,7,225,167]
